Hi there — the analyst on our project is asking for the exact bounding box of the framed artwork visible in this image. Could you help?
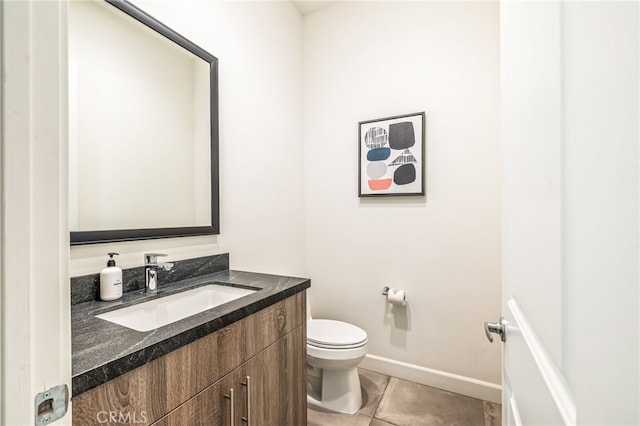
[358,112,425,197]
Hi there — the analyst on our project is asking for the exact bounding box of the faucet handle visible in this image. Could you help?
[144,253,167,264]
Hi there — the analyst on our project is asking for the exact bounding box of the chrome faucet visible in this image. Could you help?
[144,253,174,295]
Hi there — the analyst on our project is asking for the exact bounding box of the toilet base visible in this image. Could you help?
[307,366,362,415]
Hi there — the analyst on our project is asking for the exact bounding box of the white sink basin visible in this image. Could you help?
[96,284,258,332]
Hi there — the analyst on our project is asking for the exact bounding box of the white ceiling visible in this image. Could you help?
[292,1,338,16]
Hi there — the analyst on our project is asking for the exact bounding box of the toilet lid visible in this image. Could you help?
[307,319,368,349]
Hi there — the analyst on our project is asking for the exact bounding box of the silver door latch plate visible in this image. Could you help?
[35,384,68,425]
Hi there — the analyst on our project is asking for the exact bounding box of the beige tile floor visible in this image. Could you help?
[307,368,502,426]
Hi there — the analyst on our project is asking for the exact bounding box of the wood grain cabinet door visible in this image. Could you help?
[240,326,306,426]
[152,370,240,426]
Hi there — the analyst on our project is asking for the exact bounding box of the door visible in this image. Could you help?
[498,1,639,425]
[243,326,306,426]
[153,369,240,426]
[1,1,71,425]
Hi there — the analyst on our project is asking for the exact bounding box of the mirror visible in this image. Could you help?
[68,0,219,245]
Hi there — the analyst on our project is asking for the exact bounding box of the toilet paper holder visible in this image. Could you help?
[382,286,407,306]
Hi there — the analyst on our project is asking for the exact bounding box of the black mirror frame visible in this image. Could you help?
[70,0,219,245]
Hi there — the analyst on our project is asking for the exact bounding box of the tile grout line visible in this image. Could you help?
[369,374,394,425]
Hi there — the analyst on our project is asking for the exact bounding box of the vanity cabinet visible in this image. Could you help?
[72,292,306,425]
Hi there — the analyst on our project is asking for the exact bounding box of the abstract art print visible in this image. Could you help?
[358,112,425,197]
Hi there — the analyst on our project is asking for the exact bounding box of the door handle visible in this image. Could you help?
[224,388,235,426]
[241,376,251,425]
[484,317,506,342]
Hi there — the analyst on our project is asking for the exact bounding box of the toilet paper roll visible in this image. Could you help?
[387,288,406,306]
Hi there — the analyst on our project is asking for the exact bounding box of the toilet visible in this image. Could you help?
[306,309,368,414]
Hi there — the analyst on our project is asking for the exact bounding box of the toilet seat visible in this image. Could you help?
[307,319,368,349]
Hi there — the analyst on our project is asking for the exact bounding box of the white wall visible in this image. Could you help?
[303,2,502,400]
[70,1,305,277]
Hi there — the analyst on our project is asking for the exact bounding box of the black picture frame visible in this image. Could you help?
[358,112,425,197]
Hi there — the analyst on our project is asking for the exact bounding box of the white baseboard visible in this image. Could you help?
[360,354,502,404]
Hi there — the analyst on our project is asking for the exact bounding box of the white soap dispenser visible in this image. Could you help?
[100,252,123,301]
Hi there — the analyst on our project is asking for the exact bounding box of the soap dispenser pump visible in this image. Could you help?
[100,252,123,301]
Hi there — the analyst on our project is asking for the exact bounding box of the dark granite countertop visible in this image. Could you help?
[72,269,310,397]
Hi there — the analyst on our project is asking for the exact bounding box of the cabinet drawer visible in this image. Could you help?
[72,291,305,425]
